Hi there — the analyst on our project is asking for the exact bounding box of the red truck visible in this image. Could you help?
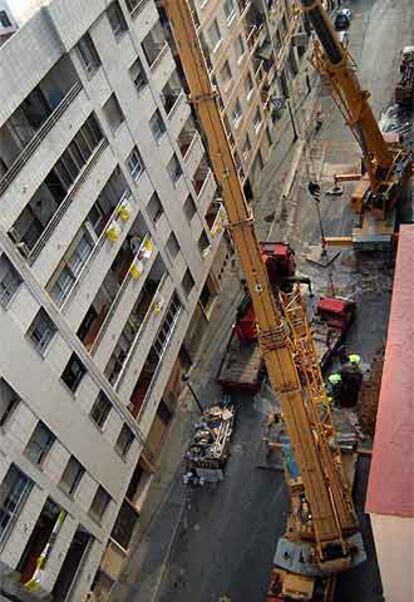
[218,242,297,393]
[218,243,356,392]
[312,296,356,372]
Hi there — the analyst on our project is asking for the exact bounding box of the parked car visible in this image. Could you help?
[334,8,352,31]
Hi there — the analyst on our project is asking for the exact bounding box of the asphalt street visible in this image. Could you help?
[120,1,413,600]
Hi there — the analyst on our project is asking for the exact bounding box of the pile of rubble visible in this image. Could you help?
[184,405,235,484]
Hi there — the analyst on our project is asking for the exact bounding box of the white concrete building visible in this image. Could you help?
[0,0,226,599]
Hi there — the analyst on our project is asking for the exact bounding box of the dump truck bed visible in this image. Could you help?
[218,332,263,392]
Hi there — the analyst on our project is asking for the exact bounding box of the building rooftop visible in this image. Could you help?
[365,224,414,518]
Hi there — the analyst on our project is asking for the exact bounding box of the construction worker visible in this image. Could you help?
[349,353,361,366]
[327,372,343,405]
[328,372,342,386]
[339,353,363,407]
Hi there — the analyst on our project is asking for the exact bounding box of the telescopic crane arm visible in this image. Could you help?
[163,0,361,572]
[301,0,412,218]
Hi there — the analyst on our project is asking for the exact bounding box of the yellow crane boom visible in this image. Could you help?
[302,0,413,225]
[163,0,363,573]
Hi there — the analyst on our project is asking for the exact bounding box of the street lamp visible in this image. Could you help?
[182,373,204,414]
[286,96,299,142]
[270,95,299,142]
[308,181,327,257]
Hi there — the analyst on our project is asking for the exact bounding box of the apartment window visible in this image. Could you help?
[0,10,12,27]
[25,422,55,465]
[183,195,197,222]
[166,232,180,259]
[51,268,75,308]
[0,465,32,542]
[77,33,101,77]
[50,231,93,307]
[59,456,85,496]
[89,486,111,523]
[224,0,236,23]
[115,424,134,457]
[147,193,164,224]
[27,309,57,354]
[220,60,232,89]
[208,19,221,52]
[235,34,244,60]
[167,154,182,184]
[125,0,145,15]
[231,99,243,128]
[0,379,20,428]
[52,114,103,190]
[182,269,195,296]
[90,392,112,428]
[129,58,147,93]
[107,2,127,39]
[149,109,166,141]
[103,94,125,133]
[245,72,254,99]
[200,275,217,313]
[254,108,262,132]
[12,114,103,257]
[0,254,21,308]
[127,147,144,182]
[242,134,252,160]
[61,353,86,393]
[198,230,210,255]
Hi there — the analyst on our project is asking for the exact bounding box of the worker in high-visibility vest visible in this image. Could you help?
[327,372,343,404]
[349,353,361,366]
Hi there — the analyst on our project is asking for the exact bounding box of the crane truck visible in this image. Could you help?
[303,0,413,250]
[163,0,365,599]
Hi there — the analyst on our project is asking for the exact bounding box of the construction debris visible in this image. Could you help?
[184,405,235,484]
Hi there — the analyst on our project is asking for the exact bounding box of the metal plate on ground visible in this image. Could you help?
[306,246,341,267]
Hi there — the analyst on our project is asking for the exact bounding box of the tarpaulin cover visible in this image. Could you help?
[365,225,414,518]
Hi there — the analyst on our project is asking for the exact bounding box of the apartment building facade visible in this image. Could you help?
[0,0,227,599]
[187,0,311,193]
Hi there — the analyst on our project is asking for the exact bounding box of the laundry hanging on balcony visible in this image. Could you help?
[117,198,132,221]
[130,258,144,280]
[152,296,165,314]
[105,220,122,241]
[141,237,154,259]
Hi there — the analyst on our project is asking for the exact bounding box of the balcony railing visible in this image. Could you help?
[237,0,252,17]
[115,272,168,390]
[209,204,227,239]
[246,24,264,53]
[0,82,83,197]
[179,130,197,158]
[163,90,184,117]
[61,191,133,311]
[90,233,155,354]
[130,0,150,18]
[25,139,108,264]
[149,42,169,71]
[135,302,182,421]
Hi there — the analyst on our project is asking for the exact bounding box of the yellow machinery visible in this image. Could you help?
[163,0,365,598]
[301,0,413,250]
